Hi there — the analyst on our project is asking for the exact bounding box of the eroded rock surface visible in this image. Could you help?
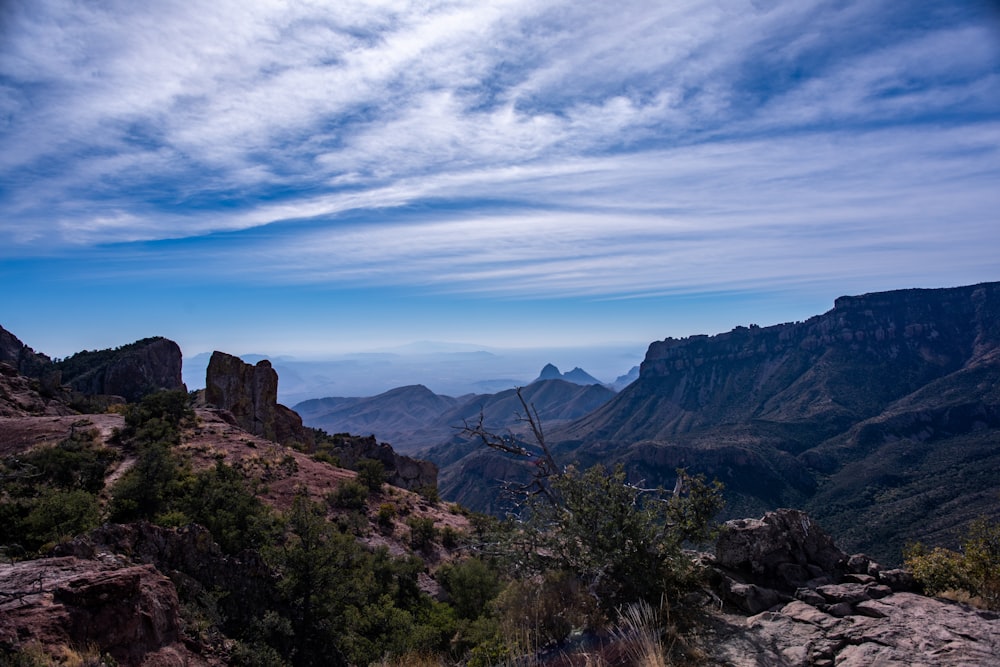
[704,509,1000,666]
[0,556,209,666]
[332,434,438,491]
[204,351,314,449]
[60,337,186,403]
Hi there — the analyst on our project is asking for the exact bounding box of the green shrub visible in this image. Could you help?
[377,503,397,529]
[329,479,369,510]
[906,516,1000,609]
[406,516,436,551]
[23,487,100,550]
[437,557,501,620]
[357,458,385,493]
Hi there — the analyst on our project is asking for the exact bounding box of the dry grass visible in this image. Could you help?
[611,598,671,667]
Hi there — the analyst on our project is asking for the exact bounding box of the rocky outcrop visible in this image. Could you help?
[703,509,1000,666]
[329,434,438,491]
[0,362,76,417]
[0,556,206,666]
[57,337,186,403]
[0,325,52,378]
[55,522,277,633]
[204,351,314,450]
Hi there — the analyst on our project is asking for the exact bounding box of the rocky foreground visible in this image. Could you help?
[698,509,1000,666]
[2,509,998,666]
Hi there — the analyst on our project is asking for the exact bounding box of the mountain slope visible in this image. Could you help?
[296,379,617,453]
[435,282,1000,562]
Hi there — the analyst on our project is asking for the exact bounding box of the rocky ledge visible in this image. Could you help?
[702,509,1000,666]
[0,555,212,666]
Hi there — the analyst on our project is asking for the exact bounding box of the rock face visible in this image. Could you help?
[0,325,52,378]
[329,434,438,491]
[716,509,848,592]
[0,556,203,666]
[57,337,186,402]
[704,509,1000,666]
[205,351,314,450]
[544,282,1000,561]
[0,362,76,417]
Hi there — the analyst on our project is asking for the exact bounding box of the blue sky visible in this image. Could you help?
[2,0,999,380]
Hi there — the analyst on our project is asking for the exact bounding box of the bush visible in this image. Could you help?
[356,458,385,493]
[499,464,723,610]
[377,503,397,529]
[437,557,501,620]
[329,480,368,510]
[906,516,1000,609]
[407,517,436,551]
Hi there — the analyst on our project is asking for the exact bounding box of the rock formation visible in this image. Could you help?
[204,351,314,450]
[534,282,1000,562]
[0,325,52,378]
[702,509,999,666]
[0,556,205,666]
[328,434,438,492]
[0,362,75,417]
[57,337,186,403]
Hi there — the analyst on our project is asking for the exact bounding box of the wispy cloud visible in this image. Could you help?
[1,0,998,303]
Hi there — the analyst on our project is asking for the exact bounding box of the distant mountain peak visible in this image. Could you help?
[532,364,601,386]
[537,363,562,380]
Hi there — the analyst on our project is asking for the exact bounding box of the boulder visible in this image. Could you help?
[0,556,209,666]
[715,509,847,591]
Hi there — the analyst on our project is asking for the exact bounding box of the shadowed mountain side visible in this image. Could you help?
[297,379,616,453]
[432,282,1000,564]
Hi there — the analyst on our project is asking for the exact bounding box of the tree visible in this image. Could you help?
[463,388,724,611]
[356,458,385,493]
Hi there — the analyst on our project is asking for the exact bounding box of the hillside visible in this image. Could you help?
[295,378,616,453]
[0,344,470,665]
[3,321,1000,665]
[435,282,1000,563]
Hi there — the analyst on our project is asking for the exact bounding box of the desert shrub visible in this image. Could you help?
[22,487,100,551]
[463,388,724,615]
[416,484,440,503]
[122,389,193,436]
[906,516,1000,609]
[407,516,437,551]
[179,461,279,553]
[377,503,397,528]
[440,525,460,549]
[17,429,119,493]
[108,436,186,523]
[494,464,723,611]
[329,479,368,510]
[356,458,385,492]
[437,557,502,620]
[494,569,602,648]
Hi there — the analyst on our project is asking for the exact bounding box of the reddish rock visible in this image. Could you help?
[205,351,314,450]
[0,556,210,666]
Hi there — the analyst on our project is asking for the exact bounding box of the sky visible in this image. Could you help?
[2,0,999,388]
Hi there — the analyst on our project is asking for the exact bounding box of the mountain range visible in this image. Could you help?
[419,282,1000,564]
[294,376,616,452]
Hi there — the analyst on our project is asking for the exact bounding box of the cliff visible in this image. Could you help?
[204,351,315,450]
[55,336,186,403]
[436,283,1000,562]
